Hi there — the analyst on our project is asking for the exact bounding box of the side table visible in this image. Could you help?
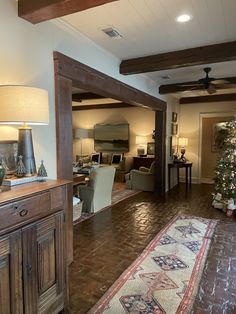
[168,162,193,191]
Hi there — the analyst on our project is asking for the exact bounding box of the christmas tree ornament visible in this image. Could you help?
[37,160,48,182]
[15,156,26,177]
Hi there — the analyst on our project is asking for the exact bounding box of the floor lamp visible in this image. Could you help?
[74,128,89,156]
[0,86,49,176]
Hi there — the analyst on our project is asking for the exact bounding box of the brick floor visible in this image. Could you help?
[69,183,236,314]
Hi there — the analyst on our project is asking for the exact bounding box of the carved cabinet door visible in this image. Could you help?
[22,212,65,314]
[0,230,23,314]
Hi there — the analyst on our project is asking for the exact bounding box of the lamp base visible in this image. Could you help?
[17,127,36,176]
[137,147,145,156]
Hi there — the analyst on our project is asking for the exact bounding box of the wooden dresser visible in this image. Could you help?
[0,179,70,314]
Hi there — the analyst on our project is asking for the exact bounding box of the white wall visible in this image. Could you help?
[72,107,155,158]
[0,0,161,178]
[179,101,236,183]
[165,96,180,189]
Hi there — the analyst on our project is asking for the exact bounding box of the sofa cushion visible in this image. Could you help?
[111,153,123,164]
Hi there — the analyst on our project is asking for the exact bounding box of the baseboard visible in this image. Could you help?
[179,176,201,184]
[200,178,214,184]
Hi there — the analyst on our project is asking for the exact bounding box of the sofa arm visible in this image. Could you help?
[139,166,150,172]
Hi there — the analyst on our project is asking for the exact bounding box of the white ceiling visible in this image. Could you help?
[62,0,236,93]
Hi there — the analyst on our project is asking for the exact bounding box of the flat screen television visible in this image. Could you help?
[94,123,129,152]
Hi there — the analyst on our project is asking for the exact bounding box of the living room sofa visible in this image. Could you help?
[76,153,133,182]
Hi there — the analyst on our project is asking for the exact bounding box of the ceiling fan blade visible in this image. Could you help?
[214,83,236,89]
[178,83,203,87]
[211,79,230,84]
[207,84,217,94]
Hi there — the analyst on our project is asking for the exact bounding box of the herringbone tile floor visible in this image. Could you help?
[69,184,236,313]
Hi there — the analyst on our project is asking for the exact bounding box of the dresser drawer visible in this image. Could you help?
[0,192,50,230]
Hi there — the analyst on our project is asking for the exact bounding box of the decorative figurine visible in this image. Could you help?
[0,155,9,173]
[0,158,6,186]
[15,155,26,177]
[37,160,48,182]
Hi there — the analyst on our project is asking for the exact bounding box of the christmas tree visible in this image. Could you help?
[15,156,26,177]
[214,119,236,201]
[37,160,48,182]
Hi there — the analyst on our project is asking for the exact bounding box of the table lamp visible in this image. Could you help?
[136,136,147,156]
[178,137,188,161]
[0,86,49,176]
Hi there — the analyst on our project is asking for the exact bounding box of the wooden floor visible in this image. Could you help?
[69,183,236,314]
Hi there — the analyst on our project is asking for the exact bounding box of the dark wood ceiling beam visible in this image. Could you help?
[18,0,118,24]
[120,41,236,75]
[72,92,105,102]
[159,77,236,94]
[54,52,166,111]
[72,102,134,110]
[179,93,236,104]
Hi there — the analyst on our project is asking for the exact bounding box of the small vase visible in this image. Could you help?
[0,162,6,186]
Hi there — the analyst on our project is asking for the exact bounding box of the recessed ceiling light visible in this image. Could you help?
[176,14,192,23]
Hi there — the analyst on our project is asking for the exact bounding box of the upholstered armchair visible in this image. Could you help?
[125,161,155,192]
[78,166,115,213]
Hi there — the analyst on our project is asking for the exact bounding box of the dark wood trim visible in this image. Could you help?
[54,75,73,180]
[54,52,167,263]
[72,92,105,102]
[18,0,118,24]
[180,93,236,104]
[154,110,166,195]
[159,77,236,94]
[72,102,134,111]
[120,41,236,75]
[54,52,166,111]
[54,74,73,264]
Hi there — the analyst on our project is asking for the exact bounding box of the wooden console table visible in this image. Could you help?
[133,156,155,170]
[168,162,193,190]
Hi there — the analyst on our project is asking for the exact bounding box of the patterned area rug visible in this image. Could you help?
[73,189,141,224]
[88,215,217,314]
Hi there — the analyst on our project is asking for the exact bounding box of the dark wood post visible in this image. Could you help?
[154,110,166,195]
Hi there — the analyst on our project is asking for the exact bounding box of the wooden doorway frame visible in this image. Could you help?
[53,51,167,260]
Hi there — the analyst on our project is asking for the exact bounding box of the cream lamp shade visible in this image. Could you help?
[73,128,92,156]
[74,128,89,139]
[0,85,49,176]
[135,136,147,145]
[0,86,49,125]
[178,137,188,147]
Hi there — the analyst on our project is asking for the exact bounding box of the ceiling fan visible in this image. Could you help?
[175,67,236,94]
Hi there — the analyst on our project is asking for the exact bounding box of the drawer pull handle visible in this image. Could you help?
[19,209,28,217]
